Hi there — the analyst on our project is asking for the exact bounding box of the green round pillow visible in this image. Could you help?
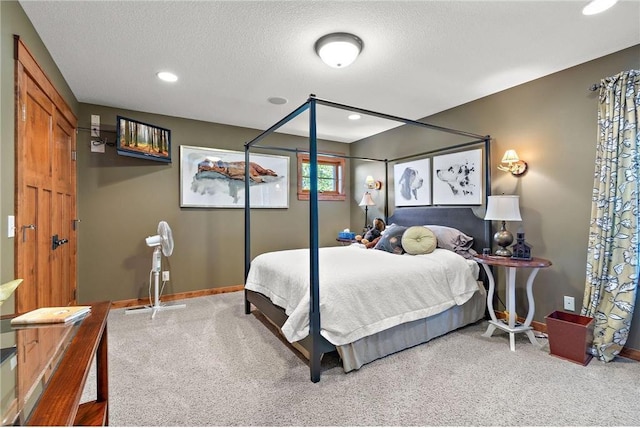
[401,226,437,255]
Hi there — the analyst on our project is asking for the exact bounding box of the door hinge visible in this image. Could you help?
[71,150,77,161]
[21,103,26,122]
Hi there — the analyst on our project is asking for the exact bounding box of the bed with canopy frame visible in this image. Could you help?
[243,95,493,382]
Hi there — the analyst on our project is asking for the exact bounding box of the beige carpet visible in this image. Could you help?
[82,291,640,426]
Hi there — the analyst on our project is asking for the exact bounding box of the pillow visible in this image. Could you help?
[380,223,397,235]
[424,225,478,259]
[374,225,407,254]
[401,226,437,255]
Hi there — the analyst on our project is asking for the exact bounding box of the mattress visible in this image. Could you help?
[245,246,481,347]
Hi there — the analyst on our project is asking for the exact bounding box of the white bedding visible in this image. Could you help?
[244,246,480,346]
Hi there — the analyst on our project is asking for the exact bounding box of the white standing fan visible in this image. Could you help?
[126,221,185,319]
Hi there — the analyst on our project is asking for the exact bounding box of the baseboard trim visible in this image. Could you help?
[494,310,547,333]
[619,347,640,361]
[494,310,640,362]
[111,285,244,309]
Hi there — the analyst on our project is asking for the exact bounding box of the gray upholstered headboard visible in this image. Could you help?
[387,206,490,256]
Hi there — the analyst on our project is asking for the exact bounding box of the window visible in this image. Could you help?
[297,153,346,201]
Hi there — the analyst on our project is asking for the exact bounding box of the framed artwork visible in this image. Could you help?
[180,145,289,208]
[394,158,431,206]
[116,116,171,163]
[432,148,482,205]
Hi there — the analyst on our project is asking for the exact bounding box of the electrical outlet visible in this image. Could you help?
[162,271,170,282]
[564,296,575,311]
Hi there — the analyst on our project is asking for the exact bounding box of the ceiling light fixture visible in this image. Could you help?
[348,114,361,120]
[268,96,288,105]
[582,0,618,15]
[315,33,363,68]
[156,71,178,82]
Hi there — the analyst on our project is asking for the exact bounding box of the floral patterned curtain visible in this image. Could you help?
[582,69,639,362]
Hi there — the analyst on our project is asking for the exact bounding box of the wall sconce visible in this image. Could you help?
[497,149,528,176]
[365,175,383,190]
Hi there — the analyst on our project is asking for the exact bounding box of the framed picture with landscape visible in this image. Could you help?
[116,116,171,163]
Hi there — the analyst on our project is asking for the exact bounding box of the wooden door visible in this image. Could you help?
[14,36,77,312]
[52,108,77,305]
[14,37,78,406]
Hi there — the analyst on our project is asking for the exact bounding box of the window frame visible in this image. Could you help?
[297,153,346,201]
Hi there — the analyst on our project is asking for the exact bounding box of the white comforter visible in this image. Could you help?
[245,246,480,346]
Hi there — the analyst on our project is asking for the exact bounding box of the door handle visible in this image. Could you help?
[21,224,35,242]
[52,234,69,250]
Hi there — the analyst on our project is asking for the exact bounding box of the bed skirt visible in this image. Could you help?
[336,283,486,372]
[246,282,486,373]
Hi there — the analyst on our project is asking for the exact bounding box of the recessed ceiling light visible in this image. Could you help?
[348,114,361,120]
[157,71,178,82]
[267,96,288,105]
[582,0,618,15]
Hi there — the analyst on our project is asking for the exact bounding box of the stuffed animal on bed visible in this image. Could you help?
[358,218,386,248]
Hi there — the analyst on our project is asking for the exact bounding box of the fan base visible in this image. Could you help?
[125,302,186,319]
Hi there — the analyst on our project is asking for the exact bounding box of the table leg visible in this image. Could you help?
[480,264,498,338]
[97,322,109,425]
[523,268,540,327]
[523,267,541,347]
[506,267,516,330]
[525,329,541,347]
[483,322,497,338]
[506,267,517,351]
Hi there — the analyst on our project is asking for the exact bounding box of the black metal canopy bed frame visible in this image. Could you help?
[243,95,492,382]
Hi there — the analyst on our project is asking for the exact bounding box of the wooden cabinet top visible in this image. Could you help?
[25,301,110,426]
[473,254,552,268]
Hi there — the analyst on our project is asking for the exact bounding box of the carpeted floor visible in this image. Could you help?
[82,292,640,426]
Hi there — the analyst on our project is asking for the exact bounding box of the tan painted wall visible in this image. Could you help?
[2,0,638,351]
[350,45,640,350]
[0,1,79,315]
[76,104,351,303]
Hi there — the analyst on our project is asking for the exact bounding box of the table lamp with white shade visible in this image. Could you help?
[484,195,522,256]
[359,192,376,230]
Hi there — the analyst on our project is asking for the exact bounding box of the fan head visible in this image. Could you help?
[157,221,174,256]
[145,221,174,257]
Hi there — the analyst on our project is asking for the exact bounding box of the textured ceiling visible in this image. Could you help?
[19,0,640,143]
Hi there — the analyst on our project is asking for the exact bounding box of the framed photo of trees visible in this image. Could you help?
[116,116,171,163]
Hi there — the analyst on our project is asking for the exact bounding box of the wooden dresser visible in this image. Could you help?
[1,301,110,426]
